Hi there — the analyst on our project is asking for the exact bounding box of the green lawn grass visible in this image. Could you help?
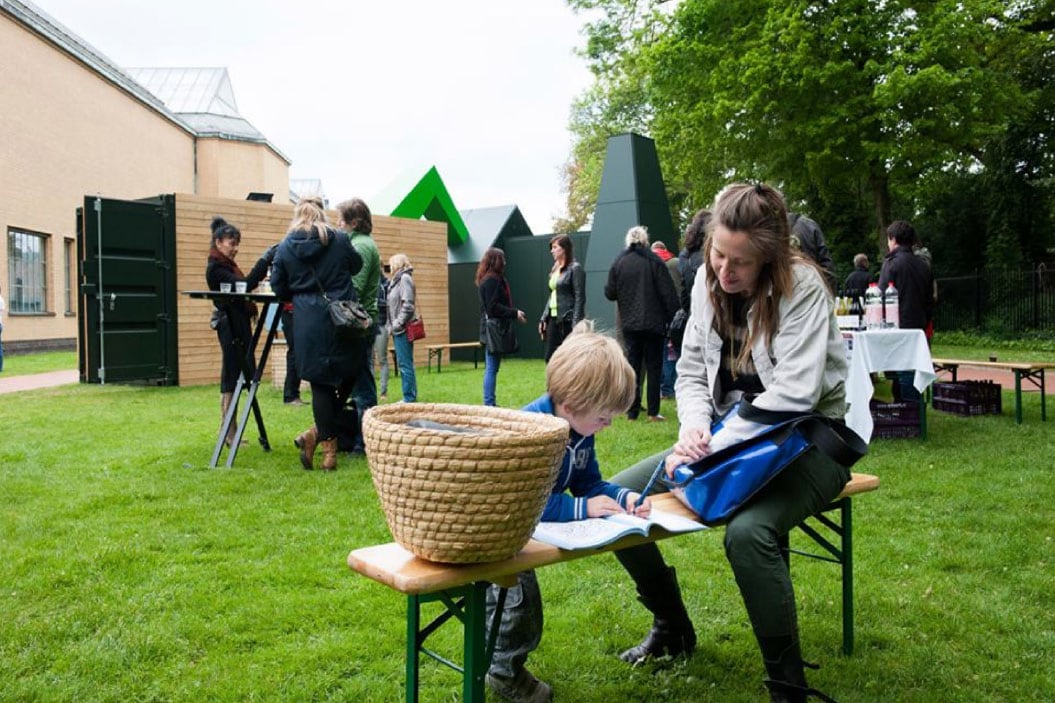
[2,350,77,375]
[1,354,1053,701]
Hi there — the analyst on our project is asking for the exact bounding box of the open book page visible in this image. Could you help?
[532,509,707,551]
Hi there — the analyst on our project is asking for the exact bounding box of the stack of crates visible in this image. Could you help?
[932,380,1002,416]
[869,399,921,439]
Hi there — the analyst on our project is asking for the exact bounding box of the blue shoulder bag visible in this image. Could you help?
[647,400,867,526]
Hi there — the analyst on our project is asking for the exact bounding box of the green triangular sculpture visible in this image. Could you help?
[387,166,470,247]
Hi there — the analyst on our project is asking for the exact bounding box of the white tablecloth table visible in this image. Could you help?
[844,328,936,441]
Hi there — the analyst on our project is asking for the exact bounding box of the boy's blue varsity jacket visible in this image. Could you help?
[523,394,632,522]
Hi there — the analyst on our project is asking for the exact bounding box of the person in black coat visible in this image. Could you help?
[843,254,873,298]
[204,216,274,447]
[269,197,364,471]
[604,225,680,421]
[477,247,526,406]
[878,220,935,403]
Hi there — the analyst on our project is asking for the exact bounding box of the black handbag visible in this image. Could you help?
[312,269,372,337]
[480,315,519,354]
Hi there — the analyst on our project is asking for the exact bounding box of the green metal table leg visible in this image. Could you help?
[919,394,927,440]
[463,583,488,702]
[1015,372,1023,424]
[841,498,854,655]
[407,595,421,703]
[1041,370,1047,421]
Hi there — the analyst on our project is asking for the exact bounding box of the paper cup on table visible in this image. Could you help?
[234,281,247,293]
[219,283,232,293]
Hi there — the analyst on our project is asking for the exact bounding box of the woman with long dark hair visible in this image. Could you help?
[476,247,526,406]
[538,234,585,361]
[269,197,364,471]
[204,216,273,446]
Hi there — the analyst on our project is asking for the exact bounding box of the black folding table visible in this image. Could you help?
[186,291,282,467]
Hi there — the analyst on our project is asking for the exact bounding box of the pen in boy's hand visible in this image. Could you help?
[635,458,666,512]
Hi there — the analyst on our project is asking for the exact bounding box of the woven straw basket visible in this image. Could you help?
[363,403,569,564]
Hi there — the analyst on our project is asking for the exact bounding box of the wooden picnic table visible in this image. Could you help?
[932,358,1053,423]
[348,473,880,702]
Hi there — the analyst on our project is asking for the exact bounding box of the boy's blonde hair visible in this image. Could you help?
[546,321,636,416]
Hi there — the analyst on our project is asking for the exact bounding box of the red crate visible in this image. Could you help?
[869,400,921,439]
[932,381,1002,416]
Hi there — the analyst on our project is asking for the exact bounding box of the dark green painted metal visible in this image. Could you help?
[582,133,675,332]
[389,166,471,246]
[78,195,178,385]
[404,583,499,703]
[784,496,858,655]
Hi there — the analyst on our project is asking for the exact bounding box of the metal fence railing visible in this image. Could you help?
[935,266,1055,334]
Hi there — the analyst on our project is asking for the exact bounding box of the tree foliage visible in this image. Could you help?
[563,0,1055,272]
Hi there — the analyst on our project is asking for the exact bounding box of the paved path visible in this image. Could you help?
[0,369,79,395]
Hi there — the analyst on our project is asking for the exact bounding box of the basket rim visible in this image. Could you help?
[364,402,569,437]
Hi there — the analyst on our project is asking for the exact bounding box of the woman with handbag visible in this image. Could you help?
[269,197,364,471]
[476,247,526,407]
[204,216,275,447]
[386,253,418,403]
[610,184,849,703]
[538,234,585,361]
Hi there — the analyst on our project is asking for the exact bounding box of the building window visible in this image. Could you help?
[64,238,75,314]
[7,228,49,314]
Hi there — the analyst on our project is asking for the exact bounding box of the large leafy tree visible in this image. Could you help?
[564,0,1051,262]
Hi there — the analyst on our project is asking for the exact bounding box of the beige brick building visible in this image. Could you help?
[0,0,290,352]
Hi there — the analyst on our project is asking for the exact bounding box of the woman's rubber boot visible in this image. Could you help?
[759,635,837,703]
[618,565,697,663]
[319,438,338,471]
[294,426,318,470]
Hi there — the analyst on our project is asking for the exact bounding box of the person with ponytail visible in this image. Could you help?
[204,216,274,447]
[269,197,365,471]
[610,184,849,703]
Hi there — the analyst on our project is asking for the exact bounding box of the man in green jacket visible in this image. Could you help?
[338,198,382,454]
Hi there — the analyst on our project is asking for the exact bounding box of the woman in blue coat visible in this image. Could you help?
[270,197,365,471]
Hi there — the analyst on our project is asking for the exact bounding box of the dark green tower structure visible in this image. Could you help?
[583,133,675,332]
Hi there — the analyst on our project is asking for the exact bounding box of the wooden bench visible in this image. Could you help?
[348,472,880,702]
[425,341,483,373]
[931,358,1053,423]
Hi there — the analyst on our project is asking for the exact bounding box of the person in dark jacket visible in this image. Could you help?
[878,219,934,402]
[477,248,526,407]
[788,212,835,290]
[538,234,586,361]
[843,254,873,298]
[604,225,680,421]
[269,197,365,471]
[204,215,274,447]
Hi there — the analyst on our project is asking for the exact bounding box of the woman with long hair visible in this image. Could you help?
[204,216,274,446]
[611,184,850,702]
[386,253,418,402]
[269,197,364,470]
[476,247,526,406]
[538,234,585,361]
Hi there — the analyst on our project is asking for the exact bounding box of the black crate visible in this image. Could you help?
[869,400,922,439]
[932,381,1002,416]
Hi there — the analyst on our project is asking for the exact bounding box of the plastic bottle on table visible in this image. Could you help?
[849,293,864,330]
[864,282,883,330]
[884,282,899,328]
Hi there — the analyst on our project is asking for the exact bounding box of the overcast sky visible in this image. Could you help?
[30,0,595,234]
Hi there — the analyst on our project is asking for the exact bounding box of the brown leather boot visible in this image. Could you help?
[293,426,318,470]
[319,438,338,471]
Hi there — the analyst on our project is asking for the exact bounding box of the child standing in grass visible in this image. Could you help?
[484,321,651,703]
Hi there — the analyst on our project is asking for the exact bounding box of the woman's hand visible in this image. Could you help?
[665,427,713,476]
[586,495,626,518]
[537,319,546,339]
[516,309,527,323]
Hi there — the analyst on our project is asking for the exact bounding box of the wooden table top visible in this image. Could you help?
[347,473,879,596]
